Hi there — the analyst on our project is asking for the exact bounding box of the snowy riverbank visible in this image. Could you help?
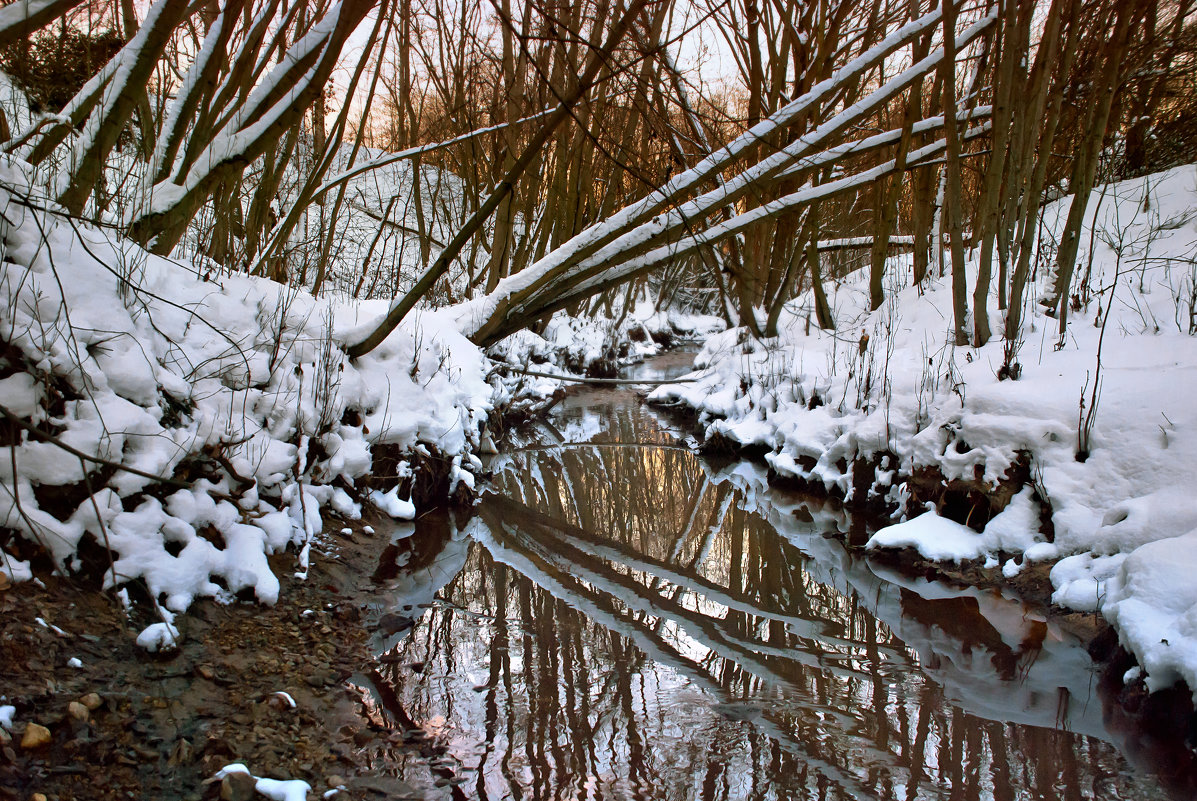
[0,151,717,650]
[0,156,500,645]
[650,164,1197,698]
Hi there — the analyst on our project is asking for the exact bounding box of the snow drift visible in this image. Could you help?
[651,164,1197,697]
[0,153,495,643]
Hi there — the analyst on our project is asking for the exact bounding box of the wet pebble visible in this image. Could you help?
[20,722,51,749]
[303,667,334,687]
[170,737,193,765]
[220,770,257,801]
[67,701,89,722]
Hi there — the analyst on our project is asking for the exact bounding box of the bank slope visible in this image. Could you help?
[651,164,1197,697]
[0,155,494,646]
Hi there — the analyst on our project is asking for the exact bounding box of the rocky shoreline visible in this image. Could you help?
[0,508,470,801]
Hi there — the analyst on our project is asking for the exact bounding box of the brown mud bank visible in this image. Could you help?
[0,508,472,801]
[648,397,1197,798]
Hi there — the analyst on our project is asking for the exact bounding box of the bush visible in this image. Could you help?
[1,27,124,114]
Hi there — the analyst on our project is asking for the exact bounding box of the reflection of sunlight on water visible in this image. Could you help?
[359,353,1173,801]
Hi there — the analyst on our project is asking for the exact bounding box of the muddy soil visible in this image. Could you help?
[0,512,458,801]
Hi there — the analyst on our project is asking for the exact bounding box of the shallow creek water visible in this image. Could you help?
[357,351,1173,801]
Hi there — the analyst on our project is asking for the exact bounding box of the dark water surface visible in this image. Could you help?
[359,351,1172,800]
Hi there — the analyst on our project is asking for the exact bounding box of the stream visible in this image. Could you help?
[355,350,1174,800]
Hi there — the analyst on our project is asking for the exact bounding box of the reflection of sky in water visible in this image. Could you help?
[363,356,1173,801]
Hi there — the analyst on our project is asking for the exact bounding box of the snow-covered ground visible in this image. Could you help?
[0,152,501,645]
[651,165,1197,698]
[0,143,717,652]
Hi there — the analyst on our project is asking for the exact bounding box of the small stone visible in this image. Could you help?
[32,794,47,801]
[196,664,215,680]
[169,737,193,765]
[79,692,103,711]
[132,743,158,760]
[220,771,257,801]
[20,722,51,749]
[265,692,294,711]
[67,701,89,722]
[0,728,10,746]
[303,667,334,688]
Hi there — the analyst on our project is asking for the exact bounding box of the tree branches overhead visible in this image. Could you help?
[0,0,1185,355]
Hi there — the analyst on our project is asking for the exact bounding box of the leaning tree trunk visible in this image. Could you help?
[55,0,192,216]
[345,0,653,359]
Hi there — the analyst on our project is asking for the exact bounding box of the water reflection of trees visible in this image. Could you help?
[370,406,1162,801]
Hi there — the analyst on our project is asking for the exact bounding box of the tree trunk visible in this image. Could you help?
[1042,0,1143,334]
[940,0,970,346]
[971,0,1020,346]
[347,0,653,359]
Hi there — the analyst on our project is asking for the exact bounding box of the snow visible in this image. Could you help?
[136,619,180,652]
[869,487,1045,562]
[651,164,1197,697]
[255,776,313,801]
[869,511,989,562]
[0,150,497,635]
[368,486,416,520]
[0,550,32,583]
[1103,532,1197,693]
[0,130,703,649]
[0,373,38,418]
